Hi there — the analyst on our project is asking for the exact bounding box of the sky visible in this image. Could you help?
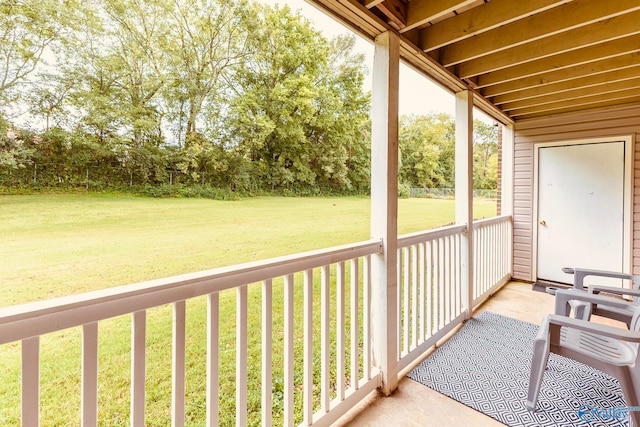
[261,0,458,118]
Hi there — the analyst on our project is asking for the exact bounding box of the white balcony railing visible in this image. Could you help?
[396,215,512,372]
[0,216,512,426]
[1,240,382,427]
[473,215,513,305]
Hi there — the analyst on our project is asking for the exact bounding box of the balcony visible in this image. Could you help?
[0,215,512,426]
[335,279,553,427]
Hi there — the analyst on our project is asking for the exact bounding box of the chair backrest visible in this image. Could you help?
[631,306,640,331]
[632,276,640,303]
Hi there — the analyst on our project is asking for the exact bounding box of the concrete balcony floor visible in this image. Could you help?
[334,281,625,426]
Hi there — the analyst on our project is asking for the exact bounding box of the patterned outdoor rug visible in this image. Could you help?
[407,311,629,426]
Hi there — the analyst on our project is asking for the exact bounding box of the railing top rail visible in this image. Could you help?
[473,214,512,228]
[398,223,467,248]
[0,239,382,345]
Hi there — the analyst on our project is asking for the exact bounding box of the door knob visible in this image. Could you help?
[539,220,546,225]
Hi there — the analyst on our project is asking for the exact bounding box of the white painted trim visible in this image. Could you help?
[532,135,634,280]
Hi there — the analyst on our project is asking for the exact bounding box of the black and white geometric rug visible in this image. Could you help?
[407,311,629,426]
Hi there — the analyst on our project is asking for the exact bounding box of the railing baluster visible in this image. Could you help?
[445,236,452,324]
[22,336,39,427]
[419,243,426,341]
[82,322,98,427]
[336,261,345,401]
[262,280,273,426]
[284,274,294,427]
[303,269,314,425]
[172,300,186,427]
[438,238,445,328]
[403,247,410,354]
[236,285,248,427]
[206,293,219,427]
[426,240,433,336]
[363,256,371,380]
[411,244,418,349]
[131,310,146,427]
[396,250,402,358]
[320,265,330,412]
[350,259,359,391]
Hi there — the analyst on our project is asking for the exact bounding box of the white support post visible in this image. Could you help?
[501,124,515,279]
[455,90,474,318]
[370,30,399,396]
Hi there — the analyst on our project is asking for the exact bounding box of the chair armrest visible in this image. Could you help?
[563,267,639,291]
[554,289,634,316]
[547,314,640,343]
[587,285,640,298]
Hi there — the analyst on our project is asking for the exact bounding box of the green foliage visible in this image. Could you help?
[0,1,373,195]
[473,119,499,189]
[398,182,411,198]
[399,113,455,189]
[398,114,499,191]
[0,115,33,171]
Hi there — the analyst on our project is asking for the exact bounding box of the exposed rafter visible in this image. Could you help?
[310,0,640,121]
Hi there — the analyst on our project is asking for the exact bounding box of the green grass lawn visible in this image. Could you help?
[0,193,497,426]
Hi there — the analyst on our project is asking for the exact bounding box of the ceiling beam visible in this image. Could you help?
[477,35,640,90]
[483,50,640,97]
[491,67,640,105]
[509,88,640,117]
[500,77,640,111]
[441,0,640,67]
[418,0,568,52]
[375,0,408,29]
[457,9,640,78]
[512,96,640,119]
[401,0,476,33]
[364,0,385,8]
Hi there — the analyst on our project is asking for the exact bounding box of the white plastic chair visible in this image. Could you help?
[526,290,640,426]
[562,267,640,327]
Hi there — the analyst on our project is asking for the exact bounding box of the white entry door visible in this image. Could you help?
[536,141,625,284]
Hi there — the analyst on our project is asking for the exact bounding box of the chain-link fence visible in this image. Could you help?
[410,188,497,199]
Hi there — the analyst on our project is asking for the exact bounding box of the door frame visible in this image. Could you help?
[532,135,634,281]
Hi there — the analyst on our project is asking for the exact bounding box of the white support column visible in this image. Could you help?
[455,90,474,318]
[370,30,399,396]
[501,124,515,278]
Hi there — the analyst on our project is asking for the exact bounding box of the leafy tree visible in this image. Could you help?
[226,5,370,192]
[165,0,254,146]
[0,0,88,116]
[473,119,499,189]
[399,113,455,188]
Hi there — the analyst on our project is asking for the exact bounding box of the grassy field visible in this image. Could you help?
[0,193,497,425]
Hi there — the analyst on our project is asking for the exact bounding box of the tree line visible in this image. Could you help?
[0,0,498,196]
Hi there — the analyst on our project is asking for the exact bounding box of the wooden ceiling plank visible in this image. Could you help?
[507,87,640,116]
[511,95,640,119]
[492,66,640,105]
[458,9,640,78]
[401,0,476,33]
[376,0,408,29]
[442,0,640,67]
[478,36,640,90]
[364,0,385,9]
[500,77,640,111]
[418,0,569,51]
